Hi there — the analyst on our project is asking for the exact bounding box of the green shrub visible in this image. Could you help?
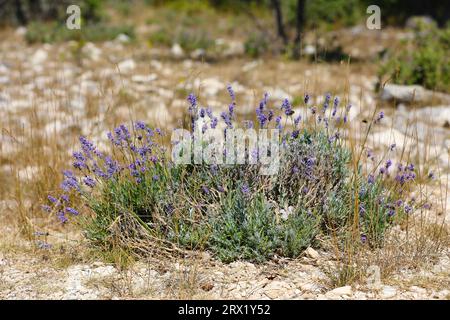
[25,21,135,43]
[244,33,269,58]
[44,91,418,263]
[176,30,215,52]
[379,24,450,92]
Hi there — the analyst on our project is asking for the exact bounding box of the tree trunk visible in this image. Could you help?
[29,0,42,21]
[292,0,306,59]
[15,0,27,25]
[270,0,288,47]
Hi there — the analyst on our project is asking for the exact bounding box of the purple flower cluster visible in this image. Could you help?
[394,162,416,185]
[45,119,167,223]
[281,98,294,116]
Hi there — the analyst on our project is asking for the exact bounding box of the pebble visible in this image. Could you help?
[326,285,353,297]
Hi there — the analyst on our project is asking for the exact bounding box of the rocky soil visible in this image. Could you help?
[1,237,449,300]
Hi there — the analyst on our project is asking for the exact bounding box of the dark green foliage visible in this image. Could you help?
[244,33,269,58]
[379,24,450,92]
[25,22,135,43]
[209,192,279,262]
[79,127,393,262]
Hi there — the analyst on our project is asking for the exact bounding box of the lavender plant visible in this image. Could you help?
[43,87,419,262]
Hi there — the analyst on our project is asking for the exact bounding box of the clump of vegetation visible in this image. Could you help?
[25,21,135,43]
[379,23,450,92]
[176,30,215,52]
[43,88,419,263]
[244,33,269,58]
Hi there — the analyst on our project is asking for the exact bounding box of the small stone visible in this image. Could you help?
[81,42,102,61]
[381,285,397,299]
[15,26,27,36]
[171,43,184,58]
[190,48,206,60]
[263,281,291,299]
[30,49,48,65]
[298,282,319,292]
[115,33,131,43]
[131,74,157,83]
[305,247,320,259]
[117,59,136,73]
[326,285,352,297]
[304,45,316,56]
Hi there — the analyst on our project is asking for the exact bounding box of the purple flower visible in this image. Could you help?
[359,204,366,215]
[294,115,301,126]
[385,159,392,169]
[304,94,310,104]
[379,167,386,175]
[41,205,51,213]
[211,117,218,129]
[220,111,233,128]
[187,93,197,110]
[322,93,331,113]
[199,108,205,118]
[428,171,435,180]
[404,205,412,214]
[259,93,269,111]
[79,136,96,158]
[120,124,131,140]
[361,234,367,243]
[390,143,396,151]
[57,211,68,223]
[60,170,80,192]
[256,108,267,127]
[153,175,159,181]
[227,84,235,102]
[66,207,79,216]
[375,111,384,123]
[275,116,282,130]
[333,96,339,108]
[305,157,315,167]
[281,99,294,116]
[83,176,96,188]
[135,121,146,130]
[291,130,299,139]
[36,240,52,250]
[241,184,250,194]
[368,174,375,184]
[206,107,213,119]
[48,195,58,203]
[201,185,210,194]
[228,103,235,117]
[104,156,120,178]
